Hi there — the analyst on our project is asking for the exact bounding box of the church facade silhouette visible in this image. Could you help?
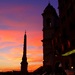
[42,3,59,68]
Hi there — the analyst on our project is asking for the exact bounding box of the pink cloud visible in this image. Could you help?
[0,4,42,31]
[0,4,33,14]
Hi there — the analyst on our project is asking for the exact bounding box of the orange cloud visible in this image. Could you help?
[28,63,43,72]
[0,30,24,43]
[0,29,43,72]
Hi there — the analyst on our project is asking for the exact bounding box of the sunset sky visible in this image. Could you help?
[0,0,58,72]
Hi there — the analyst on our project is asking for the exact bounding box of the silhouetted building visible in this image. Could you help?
[58,0,75,69]
[42,1,75,70]
[42,3,59,68]
[21,32,28,75]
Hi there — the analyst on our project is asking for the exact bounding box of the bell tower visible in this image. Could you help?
[21,32,28,75]
[42,3,58,67]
